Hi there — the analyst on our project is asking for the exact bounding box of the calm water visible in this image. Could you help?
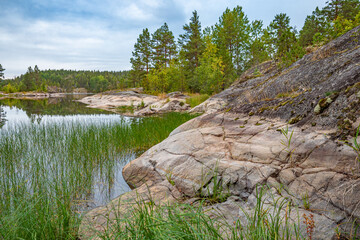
[0,96,133,210]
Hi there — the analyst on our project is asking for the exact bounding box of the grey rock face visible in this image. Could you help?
[80,27,360,239]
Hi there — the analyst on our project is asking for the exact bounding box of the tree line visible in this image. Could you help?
[1,0,359,95]
[130,0,360,95]
[0,67,130,93]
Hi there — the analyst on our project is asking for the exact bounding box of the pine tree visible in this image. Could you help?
[178,10,204,85]
[300,0,360,46]
[23,66,35,91]
[130,28,152,87]
[267,13,295,59]
[214,6,251,76]
[0,64,5,79]
[248,20,270,68]
[323,0,360,21]
[151,23,177,69]
[266,13,304,68]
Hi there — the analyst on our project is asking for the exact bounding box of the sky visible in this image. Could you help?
[0,0,327,79]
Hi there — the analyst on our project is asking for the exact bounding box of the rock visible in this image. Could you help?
[166,91,189,99]
[47,85,65,93]
[72,88,87,93]
[80,26,360,239]
[77,91,190,115]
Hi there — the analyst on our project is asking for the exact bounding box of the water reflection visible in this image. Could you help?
[0,96,120,129]
[0,105,6,128]
[0,96,135,211]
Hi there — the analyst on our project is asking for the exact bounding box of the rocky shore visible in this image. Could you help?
[0,91,89,100]
[77,91,191,116]
[79,26,360,239]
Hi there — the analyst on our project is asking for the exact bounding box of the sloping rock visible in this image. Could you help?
[80,26,360,239]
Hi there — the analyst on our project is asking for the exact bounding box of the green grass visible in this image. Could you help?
[116,105,135,114]
[186,94,210,108]
[0,112,196,239]
[95,186,304,240]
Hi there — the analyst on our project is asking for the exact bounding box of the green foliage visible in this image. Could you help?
[248,20,271,67]
[214,6,251,77]
[130,28,152,87]
[128,2,360,95]
[280,126,295,162]
[151,23,177,69]
[185,94,210,108]
[178,11,205,74]
[3,68,131,93]
[266,13,305,68]
[97,185,303,240]
[344,125,360,163]
[2,83,18,93]
[302,192,310,210]
[117,105,135,114]
[194,33,225,94]
[299,0,360,46]
[198,163,230,204]
[0,112,196,239]
[0,64,5,79]
[299,7,330,46]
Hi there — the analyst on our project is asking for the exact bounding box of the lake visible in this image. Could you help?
[0,96,133,209]
[0,96,196,239]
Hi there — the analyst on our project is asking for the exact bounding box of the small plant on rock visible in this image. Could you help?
[165,169,175,186]
[302,191,310,210]
[345,125,360,164]
[198,163,230,204]
[280,125,295,162]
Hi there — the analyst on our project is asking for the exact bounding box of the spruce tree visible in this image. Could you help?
[0,64,5,79]
[178,10,204,86]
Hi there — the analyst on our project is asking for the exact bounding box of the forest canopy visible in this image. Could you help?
[1,0,359,95]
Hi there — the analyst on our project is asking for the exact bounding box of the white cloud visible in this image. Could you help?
[0,12,135,78]
[0,0,328,78]
[116,3,154,21]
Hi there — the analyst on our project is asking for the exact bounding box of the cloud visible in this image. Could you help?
[0,0,328,78]
[0,10,136,78]
[116,3,154,21]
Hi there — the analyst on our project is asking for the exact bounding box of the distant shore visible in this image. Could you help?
[0,91,92,100]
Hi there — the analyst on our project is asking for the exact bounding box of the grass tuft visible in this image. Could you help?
[186,94,210,108]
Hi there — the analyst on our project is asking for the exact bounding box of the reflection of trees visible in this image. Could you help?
[29,114,43,124]
[0,105,7,128]
[0,96,113,117]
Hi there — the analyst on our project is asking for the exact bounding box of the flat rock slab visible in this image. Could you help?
[78,91,191,116]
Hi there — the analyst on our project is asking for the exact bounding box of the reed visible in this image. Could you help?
[97,186,304,240]
[0,112,195,239]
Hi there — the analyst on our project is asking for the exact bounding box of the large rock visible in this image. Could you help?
[80,26,360,239]
[78,91,191,116]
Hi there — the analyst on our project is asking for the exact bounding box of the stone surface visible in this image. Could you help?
[78,91,191,116]
[80,26,360,239]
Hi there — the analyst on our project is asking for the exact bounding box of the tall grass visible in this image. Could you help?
[0,112,196,239]
[186,94,210,108]
[96,186,303,240]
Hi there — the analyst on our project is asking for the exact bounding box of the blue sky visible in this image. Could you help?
[0,0,327,78]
